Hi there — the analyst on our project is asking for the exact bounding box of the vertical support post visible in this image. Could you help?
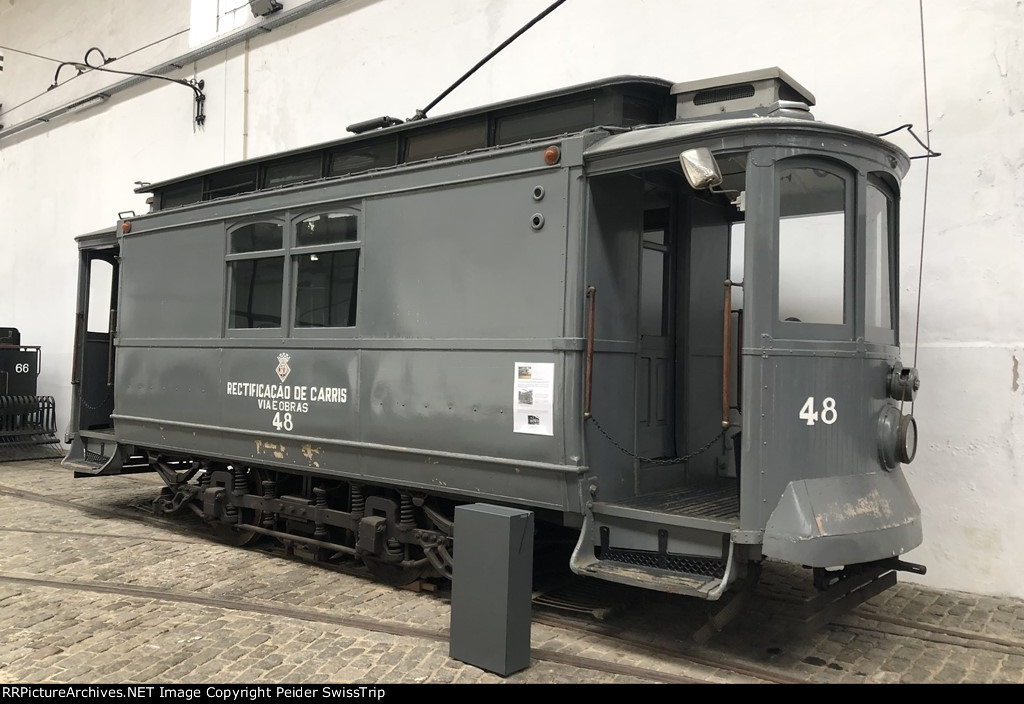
[722,280,733,428]
[584,285,596,420]
[449,504,534,676]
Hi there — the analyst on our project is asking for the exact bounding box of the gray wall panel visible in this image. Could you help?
[116,347,224,428]
[585,176,641,342]
[684,198,730,477]
[360,349,566,465]
[361,171,568,339]
[120,225,225,339]
[753,352,895,527]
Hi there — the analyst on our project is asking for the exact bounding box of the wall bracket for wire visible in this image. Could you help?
[48,47,206,126]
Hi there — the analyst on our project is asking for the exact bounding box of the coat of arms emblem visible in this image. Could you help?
[276,353,291,383]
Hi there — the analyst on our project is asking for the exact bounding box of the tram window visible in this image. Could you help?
[641,208,669,337]
[229,257,284,329]
[866,183,894,331]
[641,249,666,336]
[230,223,283,253]
[206,166,259,200]
[293,212,360,329]
[495,100,595,144]
[622,97,660,127]
[296,213,357,247]
[730,222,745,309]
[87,259,113,333]
[159,179,203,209]
[227,222,285,329]
[263,155,323,189]
[405,120,488,161]
[294,251,360,328]
[777,168,846,325]
[329,142,398,176]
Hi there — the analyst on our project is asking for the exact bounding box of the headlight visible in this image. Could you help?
[878,406,918,470]
[898,414,918,464]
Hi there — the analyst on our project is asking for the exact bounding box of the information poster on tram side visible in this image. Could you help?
[513,362,554,436]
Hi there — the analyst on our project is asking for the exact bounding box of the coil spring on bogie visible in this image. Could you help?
[261,481,277,528]
[223,465,244,517]
[399,494,415,530]
[313,486,328,538]
[350,484,365,520]
[233,465,247,493]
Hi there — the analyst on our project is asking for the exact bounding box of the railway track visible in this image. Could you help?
[757,590,1024,659]
[0,572,706,684]
[0,480,774,682]
[2,478,1022,683]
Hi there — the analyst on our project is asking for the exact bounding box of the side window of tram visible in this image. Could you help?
[293,213,360,328]
[227,223,285,329]
[641,209,669,337]
[777,168,846,324]
[87,258,114,333]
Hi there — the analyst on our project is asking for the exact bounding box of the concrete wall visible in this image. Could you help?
[1,0,1021,597]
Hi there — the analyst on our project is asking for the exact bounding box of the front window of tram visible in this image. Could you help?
[865,180,897,342]
[777,167,847,325]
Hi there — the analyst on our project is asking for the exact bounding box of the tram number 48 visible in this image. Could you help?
[799,397,838,426]
[272,412,294,432]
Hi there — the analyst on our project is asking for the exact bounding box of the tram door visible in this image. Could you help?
[637,208,675,460]
[71,244,119,433]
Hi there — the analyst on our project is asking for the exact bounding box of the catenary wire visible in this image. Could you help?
[0,44,64,64]
[0,27,189,120]
[910,0,932,416]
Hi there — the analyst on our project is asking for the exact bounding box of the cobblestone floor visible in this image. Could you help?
[0,459,1021,684]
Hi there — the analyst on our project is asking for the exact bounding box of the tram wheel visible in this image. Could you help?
[210,466,266,546]
[362,556,426,587]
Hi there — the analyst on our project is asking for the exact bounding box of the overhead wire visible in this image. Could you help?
[909,0,933,415]
[0,44,64,64]
[0,27,190,120]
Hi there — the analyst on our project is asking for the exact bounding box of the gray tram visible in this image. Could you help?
[65,68,924,603]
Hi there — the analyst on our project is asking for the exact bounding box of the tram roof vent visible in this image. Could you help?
[671,67,815,120]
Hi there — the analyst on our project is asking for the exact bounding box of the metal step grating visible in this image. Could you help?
[599,547,726,579]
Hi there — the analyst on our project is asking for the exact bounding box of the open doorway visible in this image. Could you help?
[588,155,746,499]
[73,249,119,433]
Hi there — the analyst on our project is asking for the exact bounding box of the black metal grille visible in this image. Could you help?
[599,548,726,579]
[693,84,756,106]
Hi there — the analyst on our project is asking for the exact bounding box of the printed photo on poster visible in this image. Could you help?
[513,362,554,436]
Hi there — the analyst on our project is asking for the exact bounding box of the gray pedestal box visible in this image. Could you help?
[449,504,534,676]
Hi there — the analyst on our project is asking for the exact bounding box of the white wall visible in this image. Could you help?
[1,0,1022,597]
